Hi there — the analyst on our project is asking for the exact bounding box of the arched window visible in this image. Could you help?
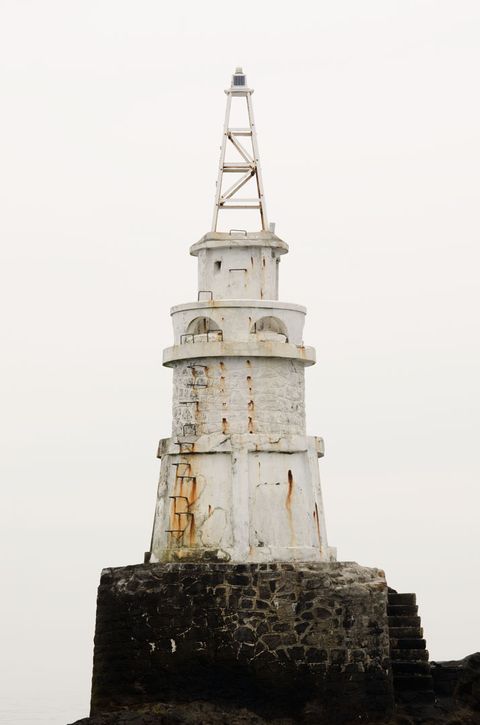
[181,317,223,343]
[250,316,288,342]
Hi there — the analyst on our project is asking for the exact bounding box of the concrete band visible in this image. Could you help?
[163,341,316,366]
[190,230,289,257]
[170,299,307,314]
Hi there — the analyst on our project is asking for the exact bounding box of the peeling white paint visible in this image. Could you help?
[170,639,176,653]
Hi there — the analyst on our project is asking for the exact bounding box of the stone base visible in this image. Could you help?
[90,561,394,723]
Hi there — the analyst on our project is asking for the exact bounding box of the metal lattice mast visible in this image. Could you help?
[212,68,268,232]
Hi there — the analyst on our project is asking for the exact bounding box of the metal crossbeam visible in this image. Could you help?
[212,67,268,232]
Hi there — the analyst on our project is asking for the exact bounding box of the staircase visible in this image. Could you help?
[388,589,435,704]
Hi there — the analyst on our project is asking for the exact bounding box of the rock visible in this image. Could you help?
[431,652,480,709]
[68,701,290,724]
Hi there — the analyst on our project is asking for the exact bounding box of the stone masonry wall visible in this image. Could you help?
[172,357,306,437]
[90,562,393,722]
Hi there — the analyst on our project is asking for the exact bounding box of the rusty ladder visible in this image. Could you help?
[165,463,197,540]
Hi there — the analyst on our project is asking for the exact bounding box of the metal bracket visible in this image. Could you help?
[198,290,213,301]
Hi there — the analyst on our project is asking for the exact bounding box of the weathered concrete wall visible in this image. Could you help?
[198,245,281,300]
[163,340,316,368]
[191,231,289,301]
[90,562,393,723]
[149,438,331,562]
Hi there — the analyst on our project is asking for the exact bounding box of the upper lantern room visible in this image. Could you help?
[190,230,288,301]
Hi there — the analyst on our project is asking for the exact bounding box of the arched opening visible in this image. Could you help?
[181,316,223,344]
[250,316,288,342]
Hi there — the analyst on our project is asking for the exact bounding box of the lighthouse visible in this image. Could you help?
[148,68,335,564]
[86,69,399,724]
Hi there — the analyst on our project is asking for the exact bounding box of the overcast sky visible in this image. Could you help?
[1,1,479,723]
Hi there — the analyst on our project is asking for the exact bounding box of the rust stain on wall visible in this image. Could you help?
[286,469,294,509]
[188,476,197,507]
[188,514,196,547]
[168,501,176,537]
[286,469,296,547]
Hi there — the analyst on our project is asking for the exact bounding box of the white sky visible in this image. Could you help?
[1,1,479,722]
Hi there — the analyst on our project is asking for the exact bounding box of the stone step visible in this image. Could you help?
[393,674,435,692]
[389,626,423,639]
[388,593,416,606]
[388,615,421,628]
[390,648,429,661]
[390,638,427,650]
[392,660,431,675]
[387,604,418,616]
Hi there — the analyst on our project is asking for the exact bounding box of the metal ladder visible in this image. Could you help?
[165,463,196,541]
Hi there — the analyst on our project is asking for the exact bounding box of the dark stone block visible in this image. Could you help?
[272,622,291,632]
[262,633,281,649]
[234,626,255,644]
[306,647,328,663]
[313,606,332,620]
[239,597,254,609]
[288,646,305,661]
[256,621,268,636]
[257,585,271,599]
[330,648,347,665]
[255,599,270,610]
[227,574,251,586]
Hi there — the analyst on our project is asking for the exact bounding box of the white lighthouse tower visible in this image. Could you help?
[148,69,335,564]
